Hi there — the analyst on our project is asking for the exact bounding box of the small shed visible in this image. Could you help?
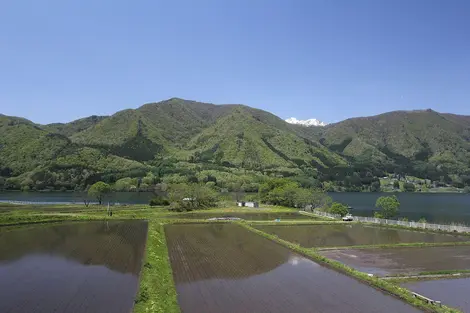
[237,201,259,208]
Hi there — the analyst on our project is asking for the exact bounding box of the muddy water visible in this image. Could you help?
[402,278,470,312]
[164,212,316,220]
[254,224,468,247]
[321,246,470,276]
[0,221,148,313]
[165,223,422,313]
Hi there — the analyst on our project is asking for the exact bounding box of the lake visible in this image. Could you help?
[330,192,470,224]
[1,191,470,224]
[0,191,154,205]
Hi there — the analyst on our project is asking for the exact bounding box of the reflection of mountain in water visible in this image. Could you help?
[165,223,290,283]
[0,220,148,274]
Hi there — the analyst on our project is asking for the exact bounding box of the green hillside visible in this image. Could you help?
[1,100,470,192]
[318,109,470,179]
[43,115,107,137]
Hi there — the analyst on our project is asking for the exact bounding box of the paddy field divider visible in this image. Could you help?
[237,221,462,313]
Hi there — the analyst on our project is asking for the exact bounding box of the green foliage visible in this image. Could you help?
[370,181,381,192]
[258,178,331,209]
[114,177,138,191]
[393,180,400,189]
[3,100,470,193]
[88,181,111,205]
[403,182,416,192]
[375,195,400,219]
[418,217,427,223]
[373,211,384,218]
[168,183,219,211]
[149,196,170,206]
[328,202,349,217]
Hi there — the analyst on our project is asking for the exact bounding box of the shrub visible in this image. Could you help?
[375,195,400,219]
[328,202,349,217]
[403,182,416,192]
[149,196,170,206]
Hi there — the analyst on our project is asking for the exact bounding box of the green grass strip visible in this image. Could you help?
[133,222,180,313]
[237,221,462,313]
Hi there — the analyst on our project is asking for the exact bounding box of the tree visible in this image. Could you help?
[375,195,400,219]
[88,181,111,205]
[370,181,381,192]
[393,181,400,189]
[168,183,219,211]
[328,202,349,217]
[309,190,333,211]
[187,176,199,183]
[403,182,416,192]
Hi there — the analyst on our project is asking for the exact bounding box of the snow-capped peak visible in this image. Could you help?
[285,117,327,127]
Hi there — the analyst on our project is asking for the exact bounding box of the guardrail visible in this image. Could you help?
[309,209,470,233]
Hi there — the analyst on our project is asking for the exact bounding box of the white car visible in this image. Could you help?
[342,214,353,221]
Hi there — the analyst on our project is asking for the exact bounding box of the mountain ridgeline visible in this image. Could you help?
[1,99,470,191]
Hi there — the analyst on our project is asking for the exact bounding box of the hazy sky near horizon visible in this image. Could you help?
[1,0,469,124]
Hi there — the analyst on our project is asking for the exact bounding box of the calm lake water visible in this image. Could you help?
[330,192,470,224]
[1,191,470,224]
[0,191,154,205]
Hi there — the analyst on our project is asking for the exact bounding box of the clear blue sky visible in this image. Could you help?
[1,0,469,124]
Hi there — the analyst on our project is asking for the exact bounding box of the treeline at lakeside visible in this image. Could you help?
[1,158,470,194]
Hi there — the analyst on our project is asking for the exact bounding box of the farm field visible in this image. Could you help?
[320,246,470,276]
[401,278,470,313]
[0,220,148,313]
[163,211,317,220]
[253,224,469,248]
[165,223,422,313]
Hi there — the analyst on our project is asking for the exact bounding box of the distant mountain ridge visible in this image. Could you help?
[285,117,327,127]
[1,98,470,190]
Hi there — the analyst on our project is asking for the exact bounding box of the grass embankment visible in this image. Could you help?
[385,270,470,283]
[133,222,180,313]
[237,222,461,313]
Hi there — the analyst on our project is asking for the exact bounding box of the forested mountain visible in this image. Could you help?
[1,99,470,191]
[316,110,470,181]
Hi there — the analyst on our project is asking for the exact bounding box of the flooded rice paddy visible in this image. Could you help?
[165,223,422,313]
[254,224,469,247]
[401,278,470,313]
[164,211,316,220]
[320,246,470,276]
[0,220,148,313]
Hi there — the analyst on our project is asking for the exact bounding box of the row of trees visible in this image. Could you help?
[85,179,404,223]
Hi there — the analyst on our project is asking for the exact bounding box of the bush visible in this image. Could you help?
[375,195,400,219]
[403,182,416,192]
[328,202,349,217]
[168,183,219,211]
[149,196,170,206]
